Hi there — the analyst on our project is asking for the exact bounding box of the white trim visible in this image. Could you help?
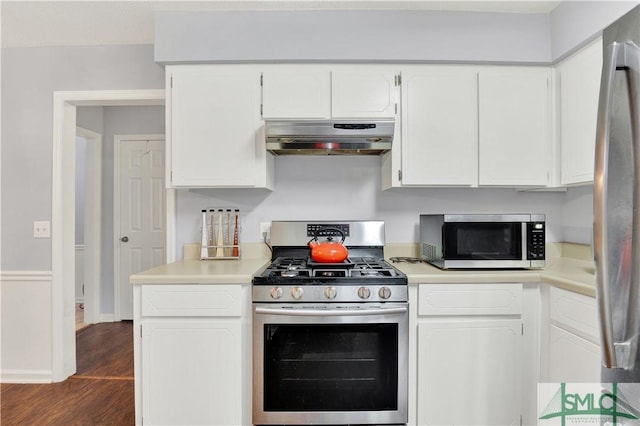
[54,90,165,106]
[1,369,53,384]
[1,272,54,384]
[76,126,102,326]
[166,188,176,262]
[0,271,53,280]
[52,89,166,382]
[98,314,116,323]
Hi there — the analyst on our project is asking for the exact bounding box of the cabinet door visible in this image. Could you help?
[261,68,331,119]
[479,68,551,186]
[141,320,241,425]
[548,325,601,383]
[168,65,271,188]
[401,68,478,186]
[559,38,603,185]
[417,319,522,425]
[331,69,398,118]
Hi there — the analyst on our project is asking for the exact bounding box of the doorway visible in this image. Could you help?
[51,90,173,382]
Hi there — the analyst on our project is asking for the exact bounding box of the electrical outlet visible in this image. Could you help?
[260,222,271,241]
[34,221,51,238]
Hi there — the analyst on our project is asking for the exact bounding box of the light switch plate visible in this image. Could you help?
[34,221,51,238]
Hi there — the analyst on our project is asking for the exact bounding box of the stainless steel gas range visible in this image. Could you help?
[252,220,408,426]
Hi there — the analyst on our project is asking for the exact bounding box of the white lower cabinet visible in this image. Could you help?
[134,284,251,425]
[543,286,601,383]
[548,324,600,383]
[141,320,241,425]
[415,283,524,425]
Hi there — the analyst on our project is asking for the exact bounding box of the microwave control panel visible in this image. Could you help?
[527,222,545,260]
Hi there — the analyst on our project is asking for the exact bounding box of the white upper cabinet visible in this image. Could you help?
[261,68,331,119]
[558,38,603,186]
[385,65,552,188]
[400,67,479,186]
[167,65,274,189]
[261,66,398,119]
[478,68,552,186]
[331,69,397,118]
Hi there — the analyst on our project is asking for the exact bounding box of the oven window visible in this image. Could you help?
[263,324,398,412]
[443,222,522,260]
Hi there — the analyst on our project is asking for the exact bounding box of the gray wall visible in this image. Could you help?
[550,1,639,61]
[155,9,551,64]
[1,44,164,271]
[156,3,640,65]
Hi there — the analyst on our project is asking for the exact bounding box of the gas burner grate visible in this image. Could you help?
[350,257,388,270]
[271,257,308,269]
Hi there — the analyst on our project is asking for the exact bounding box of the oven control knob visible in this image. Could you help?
[378,286,392,300]
[357,287,371,299]
[324,286,337,300]
[270,287,283,300]
[291,286,304,300]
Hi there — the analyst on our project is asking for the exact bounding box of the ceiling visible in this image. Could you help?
[1,1,562,48]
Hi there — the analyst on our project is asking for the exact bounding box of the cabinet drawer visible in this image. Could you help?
[141,285,242,317]
[549,286,598,339]
[418,283,522,316]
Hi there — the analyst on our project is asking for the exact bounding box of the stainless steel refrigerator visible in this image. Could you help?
[594,5,640,421]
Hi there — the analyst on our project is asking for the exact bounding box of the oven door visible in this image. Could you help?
[441,220,529,268]
[253,303,408,425]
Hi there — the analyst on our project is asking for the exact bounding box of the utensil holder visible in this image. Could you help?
[200,208,241,260]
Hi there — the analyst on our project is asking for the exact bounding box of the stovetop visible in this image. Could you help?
[252,256,407,286]
[252,220,408,303]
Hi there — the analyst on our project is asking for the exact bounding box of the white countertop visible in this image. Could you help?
[129,257,270,284]
[388,256,595,297]
[130,243,596,297]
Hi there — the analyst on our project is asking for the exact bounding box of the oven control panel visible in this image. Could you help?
[307,224,350,237]
[253,285,408,303]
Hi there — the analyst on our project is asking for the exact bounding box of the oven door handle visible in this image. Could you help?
[254,306,408,317]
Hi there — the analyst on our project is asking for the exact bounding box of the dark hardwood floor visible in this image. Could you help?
[1,321,135,425]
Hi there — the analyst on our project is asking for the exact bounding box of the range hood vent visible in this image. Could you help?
[265,120,394,155]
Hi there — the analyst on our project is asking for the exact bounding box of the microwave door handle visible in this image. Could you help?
[521,223,528,261]
[255,306,408,317]
[595,41,640,369]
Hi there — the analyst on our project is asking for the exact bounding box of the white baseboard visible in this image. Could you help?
[99,314,116,323]
[1,369,53,383]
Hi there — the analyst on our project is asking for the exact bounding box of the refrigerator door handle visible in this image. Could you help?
[595,41,640,369]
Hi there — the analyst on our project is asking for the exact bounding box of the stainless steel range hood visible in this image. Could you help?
[265,119,394,155]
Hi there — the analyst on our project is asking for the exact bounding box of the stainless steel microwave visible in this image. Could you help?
[419,214,546,269]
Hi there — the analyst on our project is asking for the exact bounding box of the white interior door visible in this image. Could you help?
[117,137,166,320]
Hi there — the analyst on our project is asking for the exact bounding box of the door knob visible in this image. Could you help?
[120,236,129,243]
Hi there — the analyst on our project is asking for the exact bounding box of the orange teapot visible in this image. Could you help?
[308,228,349,263]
